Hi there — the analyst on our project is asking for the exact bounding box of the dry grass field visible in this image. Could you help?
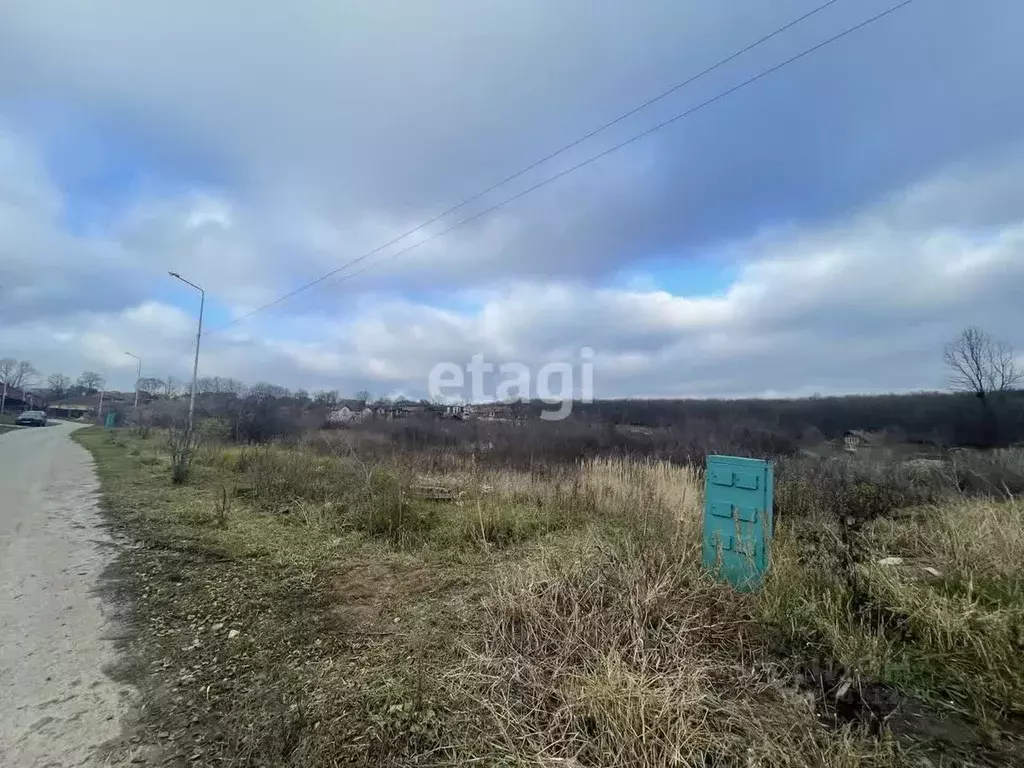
[77,427,1024,766]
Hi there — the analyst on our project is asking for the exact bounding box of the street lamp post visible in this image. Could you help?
[124,352,142,410]
[169,272,205,436]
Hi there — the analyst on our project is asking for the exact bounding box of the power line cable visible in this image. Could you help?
[207,0,916,337]
[204,0,851,334]
[214,0,848,329]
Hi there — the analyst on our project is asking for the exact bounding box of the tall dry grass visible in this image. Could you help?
[187,432,1023,762]
[580,456,703,522]
[859,499,1024,719]
[435,458,897,766]
[452,520,899,766]
[867,497,1024,584]
[761,495,1024,726]
[405,456,705,550]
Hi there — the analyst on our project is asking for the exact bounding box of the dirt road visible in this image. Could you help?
[0,422,132,766]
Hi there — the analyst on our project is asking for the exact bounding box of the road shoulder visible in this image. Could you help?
[0,422,137,766]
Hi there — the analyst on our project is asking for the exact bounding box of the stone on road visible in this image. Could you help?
[0,421,132,767]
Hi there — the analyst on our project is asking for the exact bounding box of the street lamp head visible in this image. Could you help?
[168,271,204,295]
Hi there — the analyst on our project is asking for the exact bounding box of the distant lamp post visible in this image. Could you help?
[125,352,142,410]
[168,271,205,436]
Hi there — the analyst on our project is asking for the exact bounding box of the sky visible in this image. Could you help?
[1,0,1022,401]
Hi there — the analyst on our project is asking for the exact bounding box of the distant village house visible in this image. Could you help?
[842,429,884,453]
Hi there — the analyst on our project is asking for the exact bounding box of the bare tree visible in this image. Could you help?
[15,361,39,389]
[249,382,290,401]
[944,326,1021,403]
[160,376,182,398]
[191,375,245,396]
[0,358,14,413]
[222,378,247,396]
[945,327,1021,447]
[77,371,105,393]
[0,359,41,412]
[47,373,72,398]
[137,377,165,396]
[313,389,339,407]
[1,360,40,389]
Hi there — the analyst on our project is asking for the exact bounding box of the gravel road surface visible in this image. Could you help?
[0,421,132,766]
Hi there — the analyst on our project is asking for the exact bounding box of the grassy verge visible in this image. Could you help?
[77,427,1023,766]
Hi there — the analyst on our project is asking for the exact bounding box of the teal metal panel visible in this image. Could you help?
[703,455,774,590]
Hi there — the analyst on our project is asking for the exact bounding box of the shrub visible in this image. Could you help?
[948,448,1024,498]
[245,446,362,509]
[132,416,152,440]
[197,417,232,443]
[167,422,201,484]
[349,468,431,543]
[237,446,433,544]
[775,456,939,524]
[460,501,552,549]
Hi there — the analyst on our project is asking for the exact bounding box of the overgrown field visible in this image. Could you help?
[77,428,1024,767]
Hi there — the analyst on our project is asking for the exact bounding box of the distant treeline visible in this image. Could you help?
[564,390,1024,448]
[135,388,1024,466]
[317,390,1024,470]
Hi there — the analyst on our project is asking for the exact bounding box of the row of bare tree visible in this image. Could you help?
[0,359,107,399]
[0,361,251,402]
[3,328,1018,441]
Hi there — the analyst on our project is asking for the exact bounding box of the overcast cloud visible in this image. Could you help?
[0,0,1021,399]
